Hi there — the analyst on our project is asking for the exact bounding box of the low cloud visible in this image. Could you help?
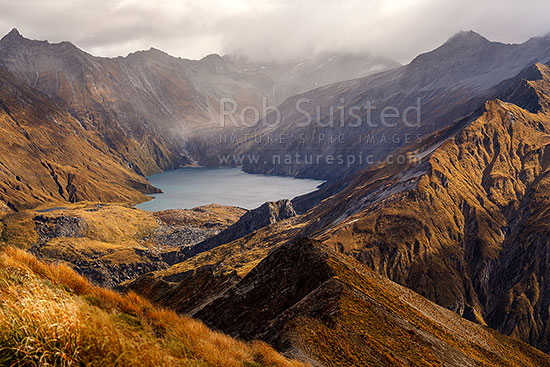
[0,0,549,63]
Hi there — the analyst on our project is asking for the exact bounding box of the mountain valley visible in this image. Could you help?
[3,25,550,367]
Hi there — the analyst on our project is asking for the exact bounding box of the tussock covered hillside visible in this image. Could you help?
[0,245,306,367]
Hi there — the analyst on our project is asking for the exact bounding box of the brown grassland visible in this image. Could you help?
[0,246,307,367]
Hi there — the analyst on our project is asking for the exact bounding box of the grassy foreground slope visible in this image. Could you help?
[0,246,306,367]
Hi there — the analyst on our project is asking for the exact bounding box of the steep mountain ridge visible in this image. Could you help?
[166,199,297,264]
[295,62,550,351]
[124,238,550,366]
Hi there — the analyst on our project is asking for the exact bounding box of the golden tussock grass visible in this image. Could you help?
[0,247,307,367]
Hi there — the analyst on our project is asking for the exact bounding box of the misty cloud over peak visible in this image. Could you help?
[0,0,549,63]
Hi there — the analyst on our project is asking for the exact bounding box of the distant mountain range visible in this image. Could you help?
[236,31,550,179]
[0,28,398,181]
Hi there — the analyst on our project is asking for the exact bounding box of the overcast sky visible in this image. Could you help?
[0,0,549,63]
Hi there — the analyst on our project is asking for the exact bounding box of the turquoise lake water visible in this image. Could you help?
[136,167,324,211]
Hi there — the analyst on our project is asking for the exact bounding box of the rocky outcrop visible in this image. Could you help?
[34,215,87,241]
[30,241,168,288]
[170,199,296,263]
[153,205,246,231]
[151,226,219,250]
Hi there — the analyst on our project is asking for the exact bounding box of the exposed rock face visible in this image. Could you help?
[34,215,87,241]
[237,31,550,179]
[153,205,246,231]
[126,238,550,367]
[170,199,296,262]
[31,241,168,287]
[151,226,219,250]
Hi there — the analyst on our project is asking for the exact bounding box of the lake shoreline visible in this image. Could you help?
[136,167,324,211]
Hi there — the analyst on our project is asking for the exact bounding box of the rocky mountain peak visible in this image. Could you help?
[200,53,228,72]
[0,28,25,44]
[0,28,80,54]
[516,62,549,81]
[409,30,493,67]
[533,62,550,77]
[202,53,223,61]
[445,30,490,45]
[492,62,550,113]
